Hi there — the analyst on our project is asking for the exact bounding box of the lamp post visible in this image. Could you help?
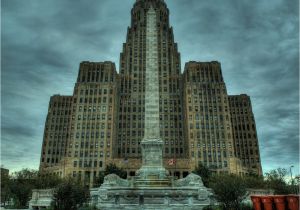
[289,165,294,184]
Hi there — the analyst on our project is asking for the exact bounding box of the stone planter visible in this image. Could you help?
[251,195,262,210]
[261,196,274,210]
[273,195,286,210]
[286,195,299,210]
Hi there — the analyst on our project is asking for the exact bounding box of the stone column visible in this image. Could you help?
[144,6,160,140]
[136,6,168,180]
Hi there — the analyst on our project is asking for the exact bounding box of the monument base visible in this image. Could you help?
[134,178,171,187]
[93,173,213,210]
[137,138,169,180]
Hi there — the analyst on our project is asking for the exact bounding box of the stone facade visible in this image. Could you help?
[40,62,119,187]
[39,95,72,176]
[229,95,262,175]
[182,61,238,174]
[39,0,262,187]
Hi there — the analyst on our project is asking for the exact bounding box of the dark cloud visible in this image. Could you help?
[2,125,36,138]
[1,0,299,174]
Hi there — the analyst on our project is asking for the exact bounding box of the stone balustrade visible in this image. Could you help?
[29,189,54,210]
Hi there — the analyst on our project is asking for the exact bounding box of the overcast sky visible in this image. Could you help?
[1,0,299,175]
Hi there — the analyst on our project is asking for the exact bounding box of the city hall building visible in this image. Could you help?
[39,0,262,187]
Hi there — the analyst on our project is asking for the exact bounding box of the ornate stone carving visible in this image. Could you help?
[102,174,130,187]
[173,173,204,187]
[98,189,109,200]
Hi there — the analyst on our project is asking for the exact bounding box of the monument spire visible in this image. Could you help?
[144,6,160,140]
[135,6,169,181]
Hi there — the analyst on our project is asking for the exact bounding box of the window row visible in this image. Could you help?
[78,88,113,96]
[75,114,112,121]
[75,131,111,139]
[78,97,112,104]
[73,151,110,158]
[73,160,103,168]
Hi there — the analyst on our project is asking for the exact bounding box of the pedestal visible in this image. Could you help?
[136,138,169,180]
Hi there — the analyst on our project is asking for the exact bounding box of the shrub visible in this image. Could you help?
[52,178,90,210]
[203,205,222,210]
[239,203,253,210]
[209,174,247,210]
[193,163,211,187]
[78,205,98,210]
[94,163,127,187]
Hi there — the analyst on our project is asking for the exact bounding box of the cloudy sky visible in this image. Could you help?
[1,0,299,175]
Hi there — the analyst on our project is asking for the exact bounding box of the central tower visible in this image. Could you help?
[117,0,184,162]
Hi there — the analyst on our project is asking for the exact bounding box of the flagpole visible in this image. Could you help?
[174,146,177,179]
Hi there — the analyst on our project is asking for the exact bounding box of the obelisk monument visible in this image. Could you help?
[136,6,169,181]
